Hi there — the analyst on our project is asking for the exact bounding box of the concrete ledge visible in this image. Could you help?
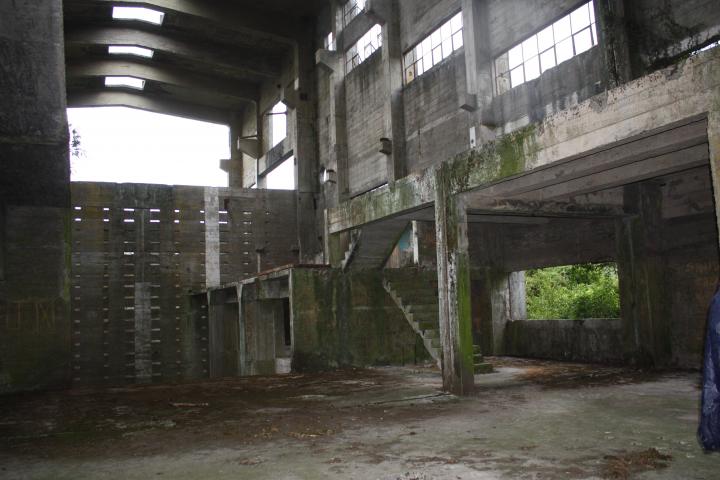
[504,318,623,364]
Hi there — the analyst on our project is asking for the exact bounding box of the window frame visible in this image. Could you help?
[494,1,598,95]
[403,11,464,85]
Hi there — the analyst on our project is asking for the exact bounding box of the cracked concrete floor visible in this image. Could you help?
[0,358,717,479]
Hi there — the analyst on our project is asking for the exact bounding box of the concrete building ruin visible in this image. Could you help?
[2,0,720,417]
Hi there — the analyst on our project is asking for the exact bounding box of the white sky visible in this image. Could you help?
[68,107,230,187]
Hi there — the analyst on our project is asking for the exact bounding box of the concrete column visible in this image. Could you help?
[615,182,669,367]
[708,110,720,250]
[472,268,518,356]
[292,22,322,263]
[594,0,633,87]
[204,188,221,288]
[461,0,494,143]
[227,114,244,188]
[434,168,474,395]
[375,0,406,183]
[0,0,71,393]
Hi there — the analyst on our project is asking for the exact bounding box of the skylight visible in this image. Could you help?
[108,45,154,58]
[112,6,165,25]
[105,76,146,90]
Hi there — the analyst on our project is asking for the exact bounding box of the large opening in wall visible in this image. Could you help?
[68,107,229,186]
[270,101,287,148]
[523,262,620,320]
[265,156,296,190]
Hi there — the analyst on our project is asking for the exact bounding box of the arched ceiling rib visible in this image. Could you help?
[63,0,327,124]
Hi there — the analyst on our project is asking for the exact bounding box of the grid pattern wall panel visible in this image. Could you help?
[70,183,298,386]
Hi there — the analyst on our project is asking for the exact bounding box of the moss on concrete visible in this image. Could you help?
[290,268,430,372]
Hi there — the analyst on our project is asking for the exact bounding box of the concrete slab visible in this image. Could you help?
[0,359,716,479]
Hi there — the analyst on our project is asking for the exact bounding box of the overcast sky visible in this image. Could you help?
[68,107,230,187]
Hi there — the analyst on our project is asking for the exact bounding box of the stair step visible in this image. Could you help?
[429,337,441,348]
[406,304,438,314]
[473,345,482,354]
[423,328,439,339]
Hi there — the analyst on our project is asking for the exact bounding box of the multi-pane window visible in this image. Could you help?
[343,0,366,26]
[346,24,383,72]
[495,1,597,94]
[403,12,463,84]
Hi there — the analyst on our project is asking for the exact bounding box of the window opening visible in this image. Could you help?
[324,32,336,51]
[495,1,597,94]
[343,0,366,26]
[108,45,154,58]
[265,156,295,190]
[346,24,382,72]
[270,101,287,148]
[105,76,145,90]
[112,6,165,25]
[404,12,463,84]
[524,262,619,320]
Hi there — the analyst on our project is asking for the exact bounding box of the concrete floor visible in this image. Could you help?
[0,358,717,479]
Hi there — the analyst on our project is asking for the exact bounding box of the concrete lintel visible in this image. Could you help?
[464,198,625,218]
[338,12,376,51]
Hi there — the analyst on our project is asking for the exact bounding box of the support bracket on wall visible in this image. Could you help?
[459,93,478,112]
[237,137,260,159]
[366,0,392,24]
[316,48,340,73]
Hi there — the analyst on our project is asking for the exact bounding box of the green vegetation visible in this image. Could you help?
[525,263,620,320]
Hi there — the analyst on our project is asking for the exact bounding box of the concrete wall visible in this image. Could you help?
[399,0,461,51]
[404,54,470,174]
[69,183,298,385]
[346,51,388,195]
[505,318,624,364]
[0,0,71,394]
[290,268,430,371]
[627,0,720,74]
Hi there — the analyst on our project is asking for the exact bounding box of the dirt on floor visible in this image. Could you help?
[0,358,713,480]
[0,366,445,460]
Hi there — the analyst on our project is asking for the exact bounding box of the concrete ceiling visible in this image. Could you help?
[63,0,327,124]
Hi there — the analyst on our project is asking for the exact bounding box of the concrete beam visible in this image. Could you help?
[74,0,298,46]
[65,26,281,81]
[67,90,232,125]
[465,198,625,218]
[66,59,259,102]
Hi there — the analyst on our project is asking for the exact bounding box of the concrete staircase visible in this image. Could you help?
[341,220,409,271]
[383,268,493,374]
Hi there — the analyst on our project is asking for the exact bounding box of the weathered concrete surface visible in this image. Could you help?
[505,319,624,364]
[0,0,71,393]
[0,359,715,479]
[328,47,720,234]
[290,268,430,371]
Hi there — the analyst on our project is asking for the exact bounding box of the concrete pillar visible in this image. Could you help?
[615,182,670,367]
[709,111,720,251]
[594,0,633,87]
[461,0,495,143]
[292,22,322,263]
[472,268,522,356]
[434,168,474,394]
[375,0,406,183]
[227,114,244,188]
[0,0,71,393]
